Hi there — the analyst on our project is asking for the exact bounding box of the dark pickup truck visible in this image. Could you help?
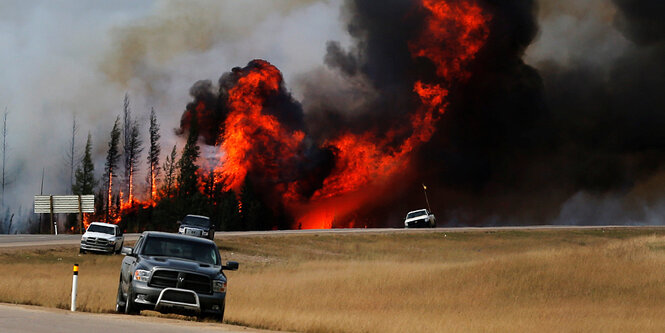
[178,214,215,240]
[115,231,238,321]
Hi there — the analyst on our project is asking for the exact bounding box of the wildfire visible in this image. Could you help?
[82,213,92,230]
[131,0,493,231]
[150,165,157,200]
[215,60,306,194]
[291,0,491,228]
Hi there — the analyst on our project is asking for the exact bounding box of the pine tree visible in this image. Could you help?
[126,121,143,203]
[161,145,178,198]
[177,110,200,197]
[72,133,97,195]
[147,108,161,200]
[105,116,121,222]
[121,94,143,204]
[122,94,131,197]
[218,191,241,231]
[240,178,269,230]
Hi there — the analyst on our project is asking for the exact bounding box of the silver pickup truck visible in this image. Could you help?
[404,209,436,228]
[116,231,238,322]
[80,222,124,254]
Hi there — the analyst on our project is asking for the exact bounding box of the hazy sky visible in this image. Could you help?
[0,0,348,226]
[0,0,650,230]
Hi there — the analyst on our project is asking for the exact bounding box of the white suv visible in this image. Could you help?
[80,222,124,254]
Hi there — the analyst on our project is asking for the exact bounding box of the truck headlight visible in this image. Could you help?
[134,270,151,282]
[179,227,184,233]
[212,280,227,293]
[109,240,116,245]
[202,231,209,236]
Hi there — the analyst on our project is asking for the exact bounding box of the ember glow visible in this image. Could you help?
[173,0,492,229]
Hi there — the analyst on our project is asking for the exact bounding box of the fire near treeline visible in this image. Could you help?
[68,0,665,232]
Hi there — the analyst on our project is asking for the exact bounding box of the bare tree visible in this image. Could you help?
[66,114,80,194]
[1,109,7,207]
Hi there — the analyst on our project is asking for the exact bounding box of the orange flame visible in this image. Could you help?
[215,60,306,194]
[171,0,492,230]
[296,0,491,228]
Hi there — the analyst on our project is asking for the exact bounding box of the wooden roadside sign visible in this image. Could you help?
[34,195,95,234]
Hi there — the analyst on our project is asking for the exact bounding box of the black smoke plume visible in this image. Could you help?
[179,60,334,212]
[308,0,665,226]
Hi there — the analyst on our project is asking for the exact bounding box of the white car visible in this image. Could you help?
[80,222,124,254]
[404,209,436,228]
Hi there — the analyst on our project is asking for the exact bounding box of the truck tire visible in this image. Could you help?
[214,299,226,323]
[198,299,225,323]
[115,281,125,313]
[124,284,140,315]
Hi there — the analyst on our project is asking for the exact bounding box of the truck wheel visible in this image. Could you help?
[115,281,125,313]
[79,248,86,254]
[124,284,140,315]
[216,299,226,323]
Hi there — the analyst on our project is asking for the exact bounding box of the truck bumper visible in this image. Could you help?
[405,219,431,228]
[80,243,115,253]
[131,281,225,316]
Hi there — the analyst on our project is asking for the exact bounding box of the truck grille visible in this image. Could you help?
[160,289,197,304]
[84,237,109,246]
[183,228,202,236]
[149,269,211,294]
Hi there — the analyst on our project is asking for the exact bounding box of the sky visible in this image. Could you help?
[0,0,349,231]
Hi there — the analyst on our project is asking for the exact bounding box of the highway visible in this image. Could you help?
[0,225,659,248]
[1,225,661,332]
[0,303,273,333]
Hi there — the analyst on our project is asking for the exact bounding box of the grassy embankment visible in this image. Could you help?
[2,228,665,332]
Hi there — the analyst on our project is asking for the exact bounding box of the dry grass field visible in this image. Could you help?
[3,228,665,332]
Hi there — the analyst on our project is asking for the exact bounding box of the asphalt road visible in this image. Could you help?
[0,233,141,248]
[0,225,659,248]
[0,303,273,333]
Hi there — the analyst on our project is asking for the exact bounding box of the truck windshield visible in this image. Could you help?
[87,224,115,235]
[407,210,427,218]
[183,216,210,228]
[142,236,219,265]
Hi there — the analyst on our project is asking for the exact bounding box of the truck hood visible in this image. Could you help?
[139,256,221,277]
[82,232,116,240]
[405,216,429,223]
[180,225,208,230]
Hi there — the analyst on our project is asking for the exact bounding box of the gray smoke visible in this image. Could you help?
[0,0,346,233]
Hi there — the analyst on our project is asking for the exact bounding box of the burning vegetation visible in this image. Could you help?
[65,0,665,233]
[168,0,491,230]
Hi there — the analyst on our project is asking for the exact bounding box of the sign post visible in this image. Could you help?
[34,195,95,234]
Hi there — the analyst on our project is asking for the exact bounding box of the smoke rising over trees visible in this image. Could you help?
[2,1,665,232]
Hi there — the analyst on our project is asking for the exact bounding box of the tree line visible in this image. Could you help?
[68,94,278,233]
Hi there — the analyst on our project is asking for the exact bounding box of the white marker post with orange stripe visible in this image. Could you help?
[71,264,79,311]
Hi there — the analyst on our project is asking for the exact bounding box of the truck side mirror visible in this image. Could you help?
[121,247,134,256]
[222,261,239,271]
